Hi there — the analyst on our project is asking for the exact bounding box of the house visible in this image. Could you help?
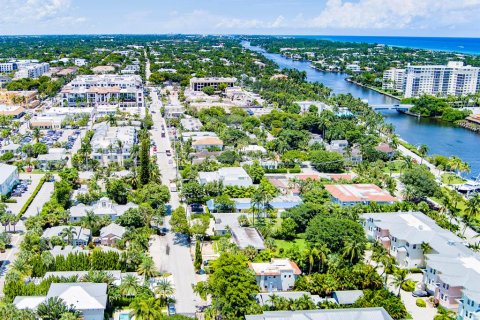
[181,117,203,131]
[458,289,480,320]
[0,163,19,195]
[325,184,397,206]
[207,196,302,213]
[14,283,107,320]
[212,212,241,235]
[362,211,466,268]
[49,245,89,257]
[192,136,224,151]
[0,143,21,156]
[99,223,126,245]
[241,145,267,154]
[42,226,91,246]
[245,308,394,320]
[199,167,252,187]
[327,140,349,153]
[69,197,138,222]
[230,227,265,250]
[332,290,364,305]
[0,104,25,118]
[37,148,68,168]
[249,259,301,292]
[375,142,395,158]
[90,123,136,166]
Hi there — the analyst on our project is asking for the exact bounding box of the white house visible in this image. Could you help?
[249,259,302,292]
[0,163,19,195]
[458,289,480,320]
[91,122,136,166]
[198,167,252,187]
[14,283,107,320]
[69,197,138,222]
[192,136,224,151]
[42,226,91,246]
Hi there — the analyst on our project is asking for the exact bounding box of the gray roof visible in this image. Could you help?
[100,223,126,239]
[245,308,393,320]
[230,227,265,250]
[69,197,137,219]
[49,245,89,257]
[332,290,364,304]
[47,283,107,310]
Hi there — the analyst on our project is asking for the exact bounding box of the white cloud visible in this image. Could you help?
[308,0,480,30]
[0,0,85,25]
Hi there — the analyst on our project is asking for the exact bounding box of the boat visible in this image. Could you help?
[457,174,480,195]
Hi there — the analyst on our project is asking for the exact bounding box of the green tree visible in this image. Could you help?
[170,207,190,235]
[243,160,265,184]
[129,297,163,320]
[154,278,175,306]
[139,136,151,186]
[194,240,202,271]
[36,297,80,320]
[106,179,129,205]
[309,150,345,173]
[400,166,440,199]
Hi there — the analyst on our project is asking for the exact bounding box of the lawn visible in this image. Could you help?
[383,160,406,174]
[275,238,307,252]
[441,173,466,185]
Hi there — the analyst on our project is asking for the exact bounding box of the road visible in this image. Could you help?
[148,87,198,316]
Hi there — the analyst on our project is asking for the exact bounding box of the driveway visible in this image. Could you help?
[23,181,55,218]
[6,173,43,215]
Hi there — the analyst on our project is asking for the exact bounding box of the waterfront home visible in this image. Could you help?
[14,283,107,320]
[325,184,397,206]
[249,259,301,292]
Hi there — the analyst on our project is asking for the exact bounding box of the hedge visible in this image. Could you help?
[416,299,426,308]
[17,176,46,218]
[401,280,416,292]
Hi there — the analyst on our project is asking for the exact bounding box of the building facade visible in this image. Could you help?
[382,68,405,92]
[15,63,50,79]
[0,164,19,195]
[249,259,302,292]
[91,123,136,166]
[61,75,144,108]
[189,77,236,91]
[0,62,17,73]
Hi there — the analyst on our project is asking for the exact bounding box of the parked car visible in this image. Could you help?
[412,290,429,297]
[168,303,176,316]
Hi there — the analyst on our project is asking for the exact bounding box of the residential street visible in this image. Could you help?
[148,87,198,316]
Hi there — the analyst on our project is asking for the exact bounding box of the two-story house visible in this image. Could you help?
[249,259,302,292]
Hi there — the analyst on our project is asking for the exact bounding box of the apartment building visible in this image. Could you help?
[189,77,236,91]
[362,211,480,314]
[60,74,144,108]
[15,62,50,79]
[249,259,302,292]
[404,62,480,98]
[0,62,17,73]
[382,68,405,92]
[91,122,136,166]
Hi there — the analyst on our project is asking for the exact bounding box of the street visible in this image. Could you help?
[148,87,198,316]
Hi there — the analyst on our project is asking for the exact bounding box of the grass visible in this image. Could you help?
[382,160,406,174]
[275,238,307,252]
[441,173,466,185]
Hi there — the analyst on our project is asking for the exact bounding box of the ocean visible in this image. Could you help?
[289,35,480,55]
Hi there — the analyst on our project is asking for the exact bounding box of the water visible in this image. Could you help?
[288,36,480,55]
[243,41,480,177]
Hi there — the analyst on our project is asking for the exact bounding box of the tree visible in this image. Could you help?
[392,268,409,297]
[137,255,158,278]
[135,183,170,209]
[154,278,174,306]
[80,210,100,233]
[36,297,80,320]
[418,144,429,164]
[60,226,78,246]
[465,194,480,222]
[139,136,151,186]
[118,208,145,228]
[276,218,297,240]
[353,288,408,320]
[309,150,344,173]
[129,297,163,320]
[119,274,140,297]
[342,238,365,264]
[0,304,35,320]
[106,179,129,205]
[170,207,190,235]
[305,216,366,253]
[243,160,265,184]
[194,240,202,272]
[400,166,440,199]
[193,252,259,319]
[201,86,215,95]
[58,168,80,189]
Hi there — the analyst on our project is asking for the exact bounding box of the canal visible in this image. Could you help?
[243,42,480,177]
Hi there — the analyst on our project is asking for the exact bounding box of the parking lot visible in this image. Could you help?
[6,174,43,216]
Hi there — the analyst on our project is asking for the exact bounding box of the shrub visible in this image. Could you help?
[409,268,423,274]
[416,299,426,308]
[401,280,416,292]
[18,176,46,218]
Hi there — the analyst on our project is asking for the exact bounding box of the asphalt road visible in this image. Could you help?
[148,88,198,316]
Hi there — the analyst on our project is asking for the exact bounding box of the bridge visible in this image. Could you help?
[370,104,414,111]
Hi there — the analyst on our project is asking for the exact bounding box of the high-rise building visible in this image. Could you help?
[14,63,50,79]
[403,62,480,98]
[382,68,405,92]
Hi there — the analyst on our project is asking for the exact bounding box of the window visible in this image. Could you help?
[413,244,417,249]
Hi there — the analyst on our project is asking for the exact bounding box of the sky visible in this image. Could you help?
[1,0,480,37]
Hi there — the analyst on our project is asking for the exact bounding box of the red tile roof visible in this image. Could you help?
[325,184,397,203]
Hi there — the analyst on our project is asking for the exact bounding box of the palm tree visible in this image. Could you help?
[41,251,55,271]
[137,255,158,279]
[421,242,433,255]
[11,257,32,277]
[315,244,330,273]
[59,313,82,320]
[465,194,480,222]
[418,144,428,164]
[61,226,78,246]
[81,270,114,286]
[36,297,80,320]
[342,239,364,264]
[154,278,175,306]
[129,297,163,320]
[32,128,42,143]
[392,268,409,297]
[119,274,140,297]
[80,210,99,231]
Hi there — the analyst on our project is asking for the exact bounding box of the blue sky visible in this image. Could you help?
[1,0,480,37]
